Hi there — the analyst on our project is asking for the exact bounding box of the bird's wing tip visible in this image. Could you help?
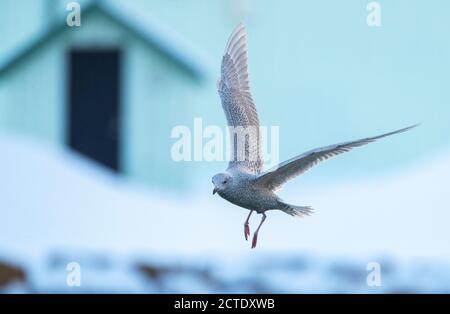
[224,23,247,54]
[404,122,421,131]
[236,22,246,30]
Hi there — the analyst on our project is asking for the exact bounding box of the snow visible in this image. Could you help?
[0,134,449,292]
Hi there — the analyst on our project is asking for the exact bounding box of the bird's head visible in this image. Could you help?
[212,172,232,195]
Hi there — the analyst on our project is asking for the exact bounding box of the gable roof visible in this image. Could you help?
[0,1,210,79]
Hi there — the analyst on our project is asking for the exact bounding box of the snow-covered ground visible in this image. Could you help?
[0,135,449,293]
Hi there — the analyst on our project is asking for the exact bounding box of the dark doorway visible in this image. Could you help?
[67,49,122,171]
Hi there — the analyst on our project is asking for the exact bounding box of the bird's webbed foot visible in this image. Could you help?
[251,232,258,249]
[244,222,250,240]
[251,213,267,249]
[244,210,253,241]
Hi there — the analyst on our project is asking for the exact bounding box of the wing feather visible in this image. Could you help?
[218,24,263,173]
[255,124,419,191]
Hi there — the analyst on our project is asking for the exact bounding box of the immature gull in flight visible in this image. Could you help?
[212,24,418,248]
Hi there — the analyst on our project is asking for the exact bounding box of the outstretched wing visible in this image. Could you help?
[218,24,263,174]
[254,124,419,191]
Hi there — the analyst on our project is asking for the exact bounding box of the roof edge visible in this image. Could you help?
[0,1,212,80]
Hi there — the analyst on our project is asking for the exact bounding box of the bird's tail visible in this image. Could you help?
[277,200,314,217]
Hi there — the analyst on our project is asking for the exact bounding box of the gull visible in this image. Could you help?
[212,24,418,249]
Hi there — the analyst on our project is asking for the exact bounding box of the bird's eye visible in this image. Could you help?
[223,180,227,184]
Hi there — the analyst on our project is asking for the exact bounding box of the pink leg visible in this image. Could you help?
[244,210,253,241]
[251,213,267,249]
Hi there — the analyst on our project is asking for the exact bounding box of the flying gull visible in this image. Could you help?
[212,24,418,248]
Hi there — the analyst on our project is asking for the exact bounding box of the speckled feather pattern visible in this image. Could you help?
[213,24,418,219]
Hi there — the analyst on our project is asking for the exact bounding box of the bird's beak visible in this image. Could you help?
[213,187,218,195]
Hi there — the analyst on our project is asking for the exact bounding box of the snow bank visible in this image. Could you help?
[0,135,449,292]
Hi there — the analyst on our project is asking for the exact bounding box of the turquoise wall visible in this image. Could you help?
[0,7,204,190]
[135,0,450,182]
[1,0,449,190]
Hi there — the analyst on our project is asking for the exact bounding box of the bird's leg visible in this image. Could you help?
[251,213,267,249]
[244,210,253,241]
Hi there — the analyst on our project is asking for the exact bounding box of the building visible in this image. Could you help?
[0,1,211,189]
[0,0,433,189]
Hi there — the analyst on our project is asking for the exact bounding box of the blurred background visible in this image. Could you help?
[0,0,449,293]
